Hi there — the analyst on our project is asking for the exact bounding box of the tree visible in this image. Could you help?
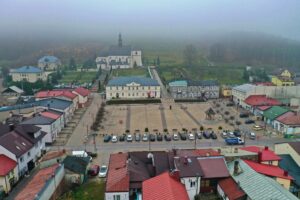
[69,57,76,70]
[156,56,160,66]
[183,44,197,67]
[243,68,249,81]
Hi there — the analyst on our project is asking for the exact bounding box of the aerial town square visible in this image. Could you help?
[1,1,300,200]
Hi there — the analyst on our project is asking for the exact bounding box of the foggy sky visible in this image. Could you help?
[1,0,300,41]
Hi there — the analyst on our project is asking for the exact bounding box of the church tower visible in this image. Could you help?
[118,33,122,47]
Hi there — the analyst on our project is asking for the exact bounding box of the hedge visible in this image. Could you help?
[174,99,206,103]
[106,99,161,105]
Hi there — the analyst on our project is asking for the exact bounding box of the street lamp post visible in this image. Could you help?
[91,131,98,152]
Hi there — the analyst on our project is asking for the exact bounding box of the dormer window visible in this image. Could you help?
[22,142,26,146]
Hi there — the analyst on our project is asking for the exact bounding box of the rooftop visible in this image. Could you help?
[40,111,61,120]
[228,159,298,200]
[74,87,90,97]
[63,156,90,174]
[142,172,189,200]
[174,156,203,178]
[240,146,281,162]
[13,66,42,73]
[218,177,246,200]
[244,95,281,107]
[0,154,17,176]
[38,55,60,63]
[108,45,132,56]
[232,84,255,93]
[257,105,271,111]
[107,76,159,87]
[279,155,300,187]
[276,112,300,125]
[244,159,293,180]
[21,115,55,125]
[198,157,229,178]
[168,80,187,87]
[35,90,77,100]
[2,86,24,94]
[41,150,66,162]
[263,106,289,121]
[287,142,300,155]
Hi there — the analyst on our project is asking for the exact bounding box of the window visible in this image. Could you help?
[136,93,138,96]
[20,157,24,163]
[201,180,210,187]
[27,151,31,157]
[190,181,196,187]
[113,195,121,200]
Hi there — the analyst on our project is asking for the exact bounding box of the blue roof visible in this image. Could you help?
[38,56,60,63]
[21,115,55,125]
[13,66,42,73]
[107,76,159,86]
[168,80,187,87]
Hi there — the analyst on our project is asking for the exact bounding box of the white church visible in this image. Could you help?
[96,34,142,70]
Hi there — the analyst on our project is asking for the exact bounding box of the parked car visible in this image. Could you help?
[126,134,133,142]
[225,137,244,145]
[103,135,111,143]
[245,119,255,124]
[253,125,263,131]
[164,134,171,141]
[211,132,217,139]
[221,131,228,138]
[142,133,148,142]
[233,129,242,137]
[196,132,202,139]
[135,134,141,142]
[203,131,211,139]
[239,113,249,118]
[173,133,179,140]
[157,134,163,141]
[179,132,187,140]
[119,134,125,142]
[111,135,118,143]
[150,134,156,142]
[228,132,235,138]
[226,102,234,107]
[249,132,256,140]
[98,165,108,178]
[188,133,195,140]
[88,165,100,176]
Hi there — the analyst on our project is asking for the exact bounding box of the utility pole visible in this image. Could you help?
[194,134,197,149]
[91,131,98,152]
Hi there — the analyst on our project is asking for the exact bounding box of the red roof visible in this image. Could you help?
[276,112,300,125]
[40,150,66,162]
[74,87,90,97]
[0,154,17,176]
[198,157,229,178]
[244,160,293,180]
[240,146,281,161]
[40,111,61,120]
[257,106,271,111]
[176,149,221,157]
[218,177,246,200]
[15,164,60,200]
[142,172,189,200]
[244,95,281,107]
[106,153,129,192]
[254,82,274,86]
[36,90,77,100]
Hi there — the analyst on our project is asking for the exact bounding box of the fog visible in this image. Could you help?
[1,0,300,41]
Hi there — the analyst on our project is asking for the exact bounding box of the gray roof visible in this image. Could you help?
[108,45,132,56]
[2,86,24,94]
[107,76,159,86]
[38,56,60,63]
[187,80,219,86]
[21,115,55,125]
[232,84,255,93]
[228,159,298,200]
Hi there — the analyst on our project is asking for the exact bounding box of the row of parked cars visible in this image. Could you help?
[103,130,219,143]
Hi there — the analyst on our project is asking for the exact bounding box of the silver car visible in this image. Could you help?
[98,165,108,178]
[173,133,179,140]
[142,133,148,142]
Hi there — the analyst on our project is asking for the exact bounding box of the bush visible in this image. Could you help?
[224,119,229,123]
[235,121,241,125]
[125,129,130,133]
[164,128,168,132]
[200,126,204,131]
[145,127,149,132]
[106,99,161,105]
[224,111,230,115]
[230,116,235,120]
[218,126,223,130]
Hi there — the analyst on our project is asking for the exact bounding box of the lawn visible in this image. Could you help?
[111,68,149,77]
[59,180,105,200]
[60,71,97,84]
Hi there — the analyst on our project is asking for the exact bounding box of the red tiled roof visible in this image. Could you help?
[276,112,300,125]
[40,150,66,162]
[198,157,229,178]
[257,106,271,111]
[244,160,293,180]
[176,149,220,157]
[244,95,281,107]
[15,164,60,200]
[74,87,90,97]
[142,172,189,200]
[36,90,77,100]
[218,177,246,200]
[106,153,129,192]
[240,146,281,161]
[40,111,61,120]
[0,154,17,176]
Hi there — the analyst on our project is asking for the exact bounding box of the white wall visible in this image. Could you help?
[180,177,201,200]
[105,192,129,200]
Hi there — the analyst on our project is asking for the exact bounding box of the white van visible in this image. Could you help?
[72,150,92,162]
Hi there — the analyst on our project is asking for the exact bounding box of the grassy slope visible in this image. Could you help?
[112,68,149,77]
[60,71,97,84]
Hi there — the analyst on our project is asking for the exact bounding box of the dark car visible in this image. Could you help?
[164,134,171,141]
[179,132,187,140]
[135,134,141,142]
[233,129,242,137]
[226,102,234,107]
[87,151,97,158]
[211,132,217,139]
[119,134,125,142]
[239,113,249,118]
[203,131,211,139]
[156,134,163,141]
[103,135,111,143]
[88,165,100,176]
[149,134,156,142]
[245,119,255,124]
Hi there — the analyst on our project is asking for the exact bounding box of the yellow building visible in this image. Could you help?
[0,155,19,194]
[271,76,295,86]
[221,86,232,97]
[280,69,292,78]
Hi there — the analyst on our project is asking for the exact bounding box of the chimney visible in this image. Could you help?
[170,169,180,181]
[217,149,221,154]
[234,160,239,175]
[264,146,269,151]
[9,124,15,131]
[284,170,289,177]
[258,151,262,163]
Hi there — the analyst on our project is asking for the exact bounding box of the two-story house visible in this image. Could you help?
[10,66,47,83]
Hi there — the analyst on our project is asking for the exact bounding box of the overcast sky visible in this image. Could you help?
[1,0,300,41]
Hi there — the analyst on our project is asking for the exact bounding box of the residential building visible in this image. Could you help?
[40,110,64,134]
[142,171,189,200]
[272,76,295,86]
[220,85,232,98]
[262,106,289,126]
[0,154,18,194]
[217,177,246,200]
[15,163,65,200]
[275,142,300,167]
[38,56,61,71]
[72,87,90,108]
[168,80,219,100]
[106,76,160,100]
[244,159,293,190]
[232,84,256,106]
[227,159,298,200]
[243,95,281,112]
[240,146,281,166]
[1,86,24,98]
[63,156,90,185]
[96,33,142,70]
[274,112,300,135]
[10,66,47,83]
